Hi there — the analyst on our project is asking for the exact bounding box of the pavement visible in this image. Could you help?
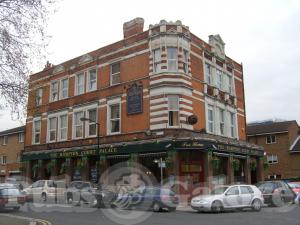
[0,213,52,225]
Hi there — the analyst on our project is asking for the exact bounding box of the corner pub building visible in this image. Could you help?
[22,18,264,191]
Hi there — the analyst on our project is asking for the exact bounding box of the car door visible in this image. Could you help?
[223,186,241,208]
[32,180,45,200]
[239,186,254,206]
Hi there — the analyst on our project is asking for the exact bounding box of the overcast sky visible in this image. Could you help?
[1,0,300,131]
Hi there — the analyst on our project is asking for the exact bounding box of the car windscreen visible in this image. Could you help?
[258,182,276,192]
[210,186,229,195]
[288,183,300,188]
[0,188,21,196]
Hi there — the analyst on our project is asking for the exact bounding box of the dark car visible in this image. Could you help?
[65,181,116,207]
[256,181,296,206]
[113,186,179,212]
[0,185,26,211]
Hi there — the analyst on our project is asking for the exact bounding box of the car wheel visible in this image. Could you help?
[153,202,161,212]
[67,194,73,204]
[251,199,262,212]
[41,193,47,202]
[211,200,223,213]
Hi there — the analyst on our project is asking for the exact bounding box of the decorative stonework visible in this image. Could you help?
[209,34,225,59]
[78,54,93,65]
[52,65,65,74]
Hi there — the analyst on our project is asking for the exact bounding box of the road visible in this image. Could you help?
[1,203,299,225]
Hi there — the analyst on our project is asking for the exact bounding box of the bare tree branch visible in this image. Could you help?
[0,0,58,121]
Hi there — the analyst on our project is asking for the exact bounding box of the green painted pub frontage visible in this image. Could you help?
[21,131,264,192]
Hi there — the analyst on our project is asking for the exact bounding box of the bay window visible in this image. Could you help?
[167,47,178,71]
[153,49,161,73]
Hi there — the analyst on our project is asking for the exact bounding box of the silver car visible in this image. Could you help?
[191,185,264,213]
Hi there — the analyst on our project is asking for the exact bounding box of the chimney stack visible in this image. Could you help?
[123,17,144,39]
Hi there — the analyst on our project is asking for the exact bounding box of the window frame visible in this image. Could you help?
[86,108,97,137]
[183,49,189,73]
[60,78,69,99]
[48,116,57,143]
[219,108,225,136]
[32,118,41,144]
[207,105,214,133]
[35,88,43,106]
[73,111,84,139]
[152,49,161,73]
[0,155,7,165]
[58,114,68,141]
[107,98,121,135]
[168,95,180,127]
[18,133,24,143]
[75,73,85,95]
[110,62,121,86]
[216,69,223,90]
[205,63,212,85]
[50,81,59,102]
[2,136,8,145]
[266,135,276,144]
[267,154,278,164]
[167,47,178,72]
[229,112,236,138]
[87,68,97,92]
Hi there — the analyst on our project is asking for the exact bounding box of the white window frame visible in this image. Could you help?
[183,49,189,73]
[216,69,223,90]
[153,49,161,73]
[73,111,84,139]
[58,114,68,141]
[87,68,97,92]
[266,135,276,144]
[229,112,236,138]
[50,81,59,102]
[110,63,121,86]
[227,75,233,95]
[35,88,43,106]
[168,95,180,127]
[207,105,214,133]
[2,136,8,145]
[85,108,97,137]
[107,98,121,135]
[32,117,41,144]
[60,78,69,99]
[167,47,178,72]
[219,108,225,136]
[75,73,85,95]
[18,133,24,143]
[0,155,7,165]
[267,154,278,164]
[205,63,212,85]
[48,116,57,143]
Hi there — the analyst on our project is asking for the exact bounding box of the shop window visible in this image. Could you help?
[60,78,69,99]
[108,101,121,134]
[110,63,120,85]
[35,88,43,106]
[205,63,212,85]
[87,69,97,91]
[75,73,85,95]
[153,49,161,73]
[266,135,276,144]
[32,118,41,144]
[50,81,59,102]
[183,49,189,73]
[168,96,179,127]
[267,154,278,164]
[167,47,178,71]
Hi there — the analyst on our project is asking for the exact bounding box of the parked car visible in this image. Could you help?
[191,185,264,213]
[256,181,296,206]
[23,180,67,203]
[0,184,26,211]
[287,182,300,195]
[113,186,179,212]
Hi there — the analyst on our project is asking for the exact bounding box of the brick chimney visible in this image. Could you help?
[123,17,144,39]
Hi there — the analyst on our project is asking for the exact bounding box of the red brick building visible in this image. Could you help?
[0,126,24,182]
[247,120,300,180]
[22,18,263,189]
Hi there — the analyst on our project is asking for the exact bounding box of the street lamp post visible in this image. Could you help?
[154,157,164,186]
[80,117,100,181]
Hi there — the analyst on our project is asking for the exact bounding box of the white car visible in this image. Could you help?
[23,180,66,202]
[191,185,264,212]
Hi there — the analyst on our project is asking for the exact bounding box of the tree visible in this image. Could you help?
[0,0,57,120]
